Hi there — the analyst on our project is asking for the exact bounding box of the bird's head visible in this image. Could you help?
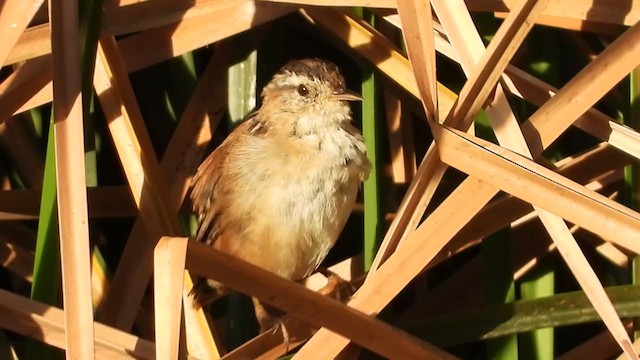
[259,58,361,135]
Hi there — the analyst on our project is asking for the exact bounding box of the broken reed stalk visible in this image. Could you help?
[48,0,95,357]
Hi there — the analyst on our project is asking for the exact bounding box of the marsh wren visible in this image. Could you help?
[189,58,370,329]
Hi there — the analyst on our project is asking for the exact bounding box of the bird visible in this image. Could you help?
[189,58,370,339]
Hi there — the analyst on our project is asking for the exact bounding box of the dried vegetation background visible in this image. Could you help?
[1,0,640,359]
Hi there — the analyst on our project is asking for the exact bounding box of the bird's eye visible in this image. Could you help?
[297,84,309,96]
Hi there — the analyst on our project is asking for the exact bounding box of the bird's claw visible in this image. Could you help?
[318,272,356,302]
[274,319,291,353]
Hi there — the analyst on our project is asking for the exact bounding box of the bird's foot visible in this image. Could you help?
[317,271,356,302]
[253,298,294,352]
[272,318,291,353]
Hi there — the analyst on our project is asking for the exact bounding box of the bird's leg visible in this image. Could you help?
[251,297,292,352]
[274,319,290,353]
[249,270,354,351]
[316,268,356,302]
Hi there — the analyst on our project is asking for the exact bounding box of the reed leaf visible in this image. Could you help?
[482,229,518,359]
[628,66,640,340]
[519,27,559,360]
[358,9,383,271]
[27,114,61,360]
[403,285,640,347]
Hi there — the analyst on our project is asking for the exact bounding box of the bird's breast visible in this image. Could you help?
[224,128,369,280]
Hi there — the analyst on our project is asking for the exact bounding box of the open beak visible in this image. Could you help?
[330,89,362,102]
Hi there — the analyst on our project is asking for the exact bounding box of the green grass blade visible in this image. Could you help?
[165,53,198,123]
[27,115,62,360]
[79,0,114,312]
[360,10,383,272]
[628,66,640,340]
[519,27,558,360]
[228,48,257,125]
[29,107,44,141]
[482,228,519,359]
[520,259,555,360]
[473,23,515,358]
[79,0,103,187]
[403,285,640,347]
[30,116,59,304]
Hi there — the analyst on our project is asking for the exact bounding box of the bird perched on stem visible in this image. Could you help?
[189,58,370,339]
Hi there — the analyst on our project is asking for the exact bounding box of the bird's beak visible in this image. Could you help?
[330,89,363,102]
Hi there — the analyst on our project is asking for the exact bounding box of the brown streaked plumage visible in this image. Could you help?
[189,58,370,329]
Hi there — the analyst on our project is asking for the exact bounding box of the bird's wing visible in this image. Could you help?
[189,115,270,306]
[190,116,263,246]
